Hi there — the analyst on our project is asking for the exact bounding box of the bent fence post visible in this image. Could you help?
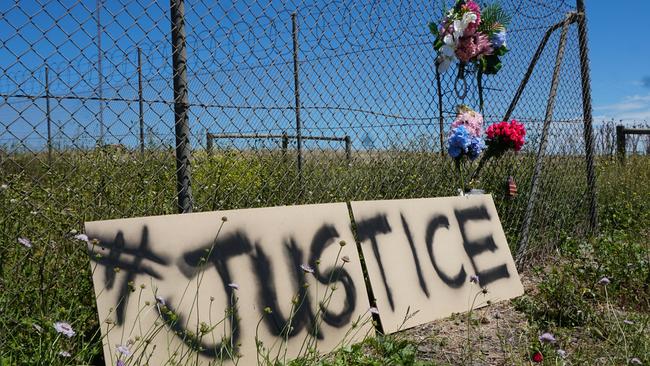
[516,14,573,267]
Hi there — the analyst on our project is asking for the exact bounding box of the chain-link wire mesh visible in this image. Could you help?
[1,0,632,261]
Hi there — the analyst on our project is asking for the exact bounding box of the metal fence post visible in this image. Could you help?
[96,0,105,146]
[345,135,351,164]
[44,66,52,165]
[206,131,213,156]
[170,0,193,213]
[516,14,572,266]
[616,125,625,163]
[138,47,145,156]
[282,132,288,156]
[291,12,303,192]
[435,67,444,154]
[576,0,599,233]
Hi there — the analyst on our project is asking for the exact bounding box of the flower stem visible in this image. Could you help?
[456,159,466,193]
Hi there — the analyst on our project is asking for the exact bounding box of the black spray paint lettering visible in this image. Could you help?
[174,223,354,349]
[359,204,512,305]
[176,230,254,354]
[454,206,510,287]
[355,214,395,310]
[308,224,357,327]
[425,214,467,288]
[157,300,237,359]
[251,240,322,339]
[89,226,169,325]
[400,214,430,297]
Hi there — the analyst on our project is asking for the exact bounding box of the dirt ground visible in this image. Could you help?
[397,275,538,366]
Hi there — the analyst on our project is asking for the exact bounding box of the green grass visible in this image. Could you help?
[0,149,648,365]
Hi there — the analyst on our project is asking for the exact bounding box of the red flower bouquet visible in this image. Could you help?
[485,119,526,157]
[469,119,526,182]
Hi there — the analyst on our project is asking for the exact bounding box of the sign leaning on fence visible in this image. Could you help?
[350,195,524,334]
[84,195,524,365]
[84,203,372,366]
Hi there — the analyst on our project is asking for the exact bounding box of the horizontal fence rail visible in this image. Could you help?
[616,125,650,162]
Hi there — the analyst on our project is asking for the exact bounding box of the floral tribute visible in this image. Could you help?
[447,106,526,192]
[485,119,526,157]
[447,105,485,161]
[429,0,511,74]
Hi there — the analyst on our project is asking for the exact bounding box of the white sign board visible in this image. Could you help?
[85,203,372,366]
[349,195,524,333]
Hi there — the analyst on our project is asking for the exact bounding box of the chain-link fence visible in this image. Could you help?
[0,0,618,259]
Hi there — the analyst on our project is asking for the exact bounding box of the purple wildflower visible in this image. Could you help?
[300,264,314,274]
[228,283,239,290]
[117,360,125,366]
[469,275,479,284]
[18,237,32,248]
[155,296,166,306]
[598,277,610,285]
[556,349,566,358]
[491,29,507,48]
[116,344,131,357]
[53,321,75,338]
[539,332,556,343]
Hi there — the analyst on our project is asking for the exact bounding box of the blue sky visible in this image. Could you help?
[0,0,647,152]
[588,0,650,122]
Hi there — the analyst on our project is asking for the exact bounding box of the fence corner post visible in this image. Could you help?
[576,0,599,233]
[616,125,625,163]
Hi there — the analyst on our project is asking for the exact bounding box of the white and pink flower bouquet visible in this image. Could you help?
[429,0,511,75]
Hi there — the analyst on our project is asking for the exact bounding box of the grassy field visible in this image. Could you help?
[0,149,648,365]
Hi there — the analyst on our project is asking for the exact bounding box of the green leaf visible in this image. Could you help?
[481,54,503,75]
[479,2,511,34]
[428,22,439,37]
[433,38,444,51]
[495,45,509,56]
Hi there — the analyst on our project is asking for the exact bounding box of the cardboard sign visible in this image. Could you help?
[85,203,372,366]
[350,195,524,333]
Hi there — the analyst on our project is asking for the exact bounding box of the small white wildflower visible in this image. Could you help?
[74,234,89,243]
[18,237,32,248]
[58,351,71,357]
[300,264,314,274]
[597,277,610,285]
